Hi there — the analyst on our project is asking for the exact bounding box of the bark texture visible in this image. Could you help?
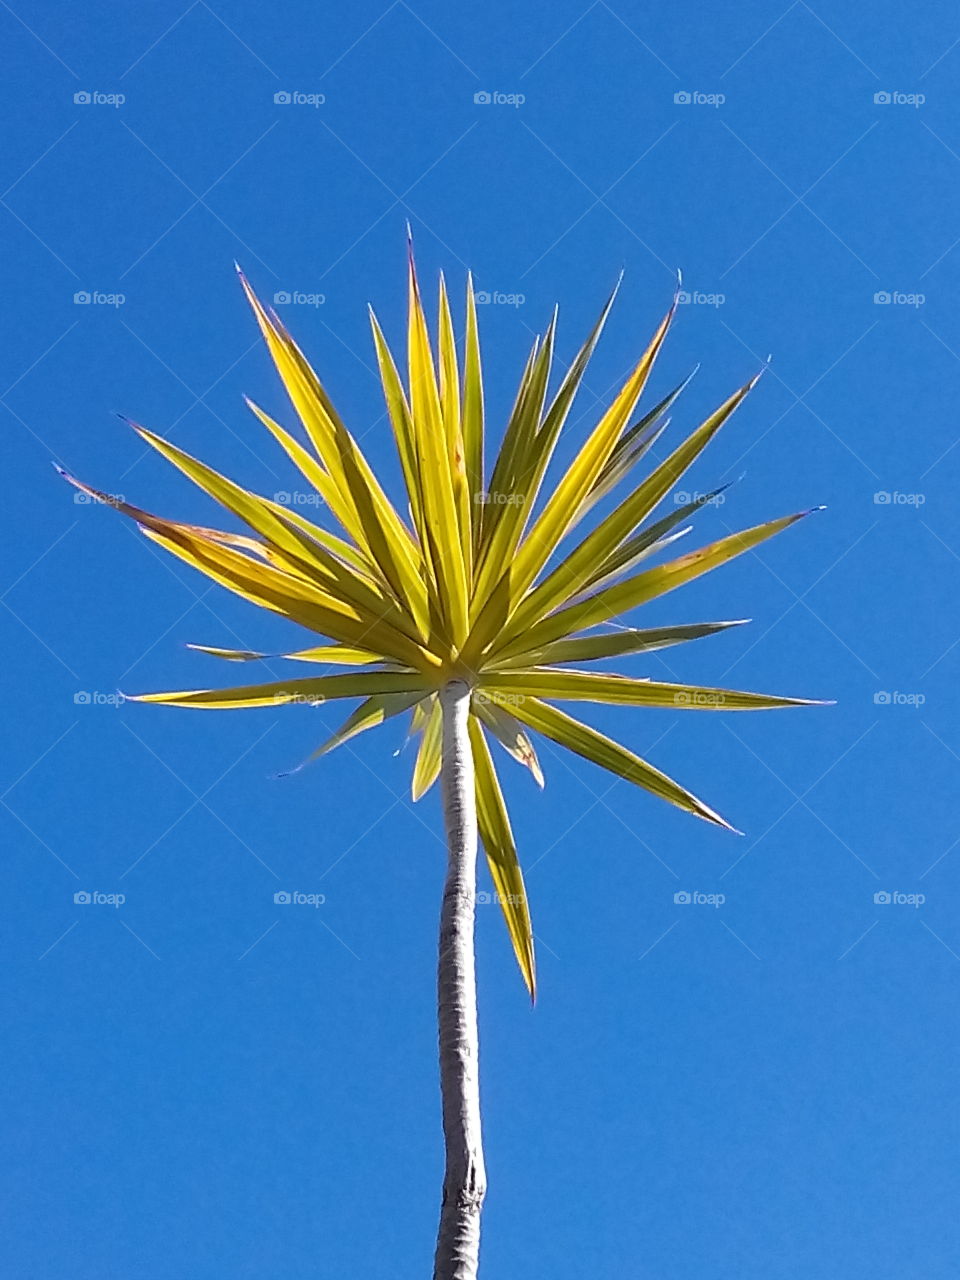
[433,679,486,1280]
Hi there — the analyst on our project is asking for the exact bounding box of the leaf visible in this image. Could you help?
[498,373,760,645]
[126,669,433,709]
[486,668,829,710]
[186,643,382,664]
[281,691,426,774]
[576,368,697,520]
[488,620,749,668]
[412,695,442,799]
[127,420,424,643]
[463,295,676,663]
[580,484,732,596]
[461,273,485,525]
[492,509,819,662]
[242,397,357,546]
[369,309,428,563]
[140,524,434,672]
[406,245,469,648]
[472,314,556,597]
[508,696,736,830]
[472,695,545,786]
[238,270,430,632]
[468,717,536,998]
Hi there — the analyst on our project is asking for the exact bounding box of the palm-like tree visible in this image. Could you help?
[64,244,827,1280]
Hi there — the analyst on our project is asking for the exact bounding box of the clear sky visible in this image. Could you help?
[2,2,958,1277]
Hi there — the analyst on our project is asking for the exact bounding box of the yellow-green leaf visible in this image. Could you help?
[493,509,818,662]
[282,691,426,774]
[498,373,760,646]
[127,669,432,709]
[186,643,382,664]
[461,273,485,528]
[508,696,735,830]
[412,695,442,799]
[487,621,748,668]
[468,716,536,998]
[406,248,469,648]
[463,296,676,663]
[486,668,830,710]
[472,695,544,786]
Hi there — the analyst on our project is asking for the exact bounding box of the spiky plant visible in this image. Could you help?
[63,245,827,1280]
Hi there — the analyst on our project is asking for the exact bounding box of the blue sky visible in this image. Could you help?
[2,2,958,1276]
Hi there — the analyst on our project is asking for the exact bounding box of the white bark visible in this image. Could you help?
[433,678,486,1280]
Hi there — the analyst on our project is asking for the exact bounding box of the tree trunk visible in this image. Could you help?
[433,678,486,1280]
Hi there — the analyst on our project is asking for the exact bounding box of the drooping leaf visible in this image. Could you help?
[508,696,736,831]
[281,690,426,774]
[412,695,443,799]
[469,717,536,998]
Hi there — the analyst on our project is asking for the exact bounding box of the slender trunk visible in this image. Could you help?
[433,678,486,1280]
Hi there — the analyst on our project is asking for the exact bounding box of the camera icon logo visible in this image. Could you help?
[476,891,492,904]
[474,290,491,304]
[873,291,891,304]
[274,91,292,104]
[273,291,291,304]
[874,91,891,105]
[73,291,91,304]
[73,691,91,704]
[873,691,891,705]
[674,891,692,904]
[474,91,492,105]
[74,891,92,904]
[674,91,692,104]
[874,891,892,904]
[73,91,91,105]
[274,891,292,904]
